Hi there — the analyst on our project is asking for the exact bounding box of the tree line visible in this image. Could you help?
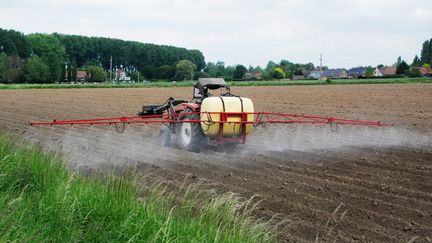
[0,28,205,83]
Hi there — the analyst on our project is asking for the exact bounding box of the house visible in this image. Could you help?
[243,72,262,80]
[348,67,367,78]
[115,69,130,81]
[309,71,324,79]
[76,71,89,82]
[379,66,397,76]
[373,67,383,77]
[292,75,305,80]
[418,67,432,77]
[64,70,89,82]
[322,69,348,79]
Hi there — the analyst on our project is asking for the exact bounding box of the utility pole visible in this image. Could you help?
[137,71,140,83]
[109,55,113,83]
[319,53,323,70]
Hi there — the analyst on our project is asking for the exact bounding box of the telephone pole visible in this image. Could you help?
[319,53,323,70]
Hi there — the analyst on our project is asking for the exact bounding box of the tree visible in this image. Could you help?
[0,28,31,58]
[6,55,24,83]
[204,62,218,77]
[155,65,175,79]
[23,55,50,83]
[412,55,421,67]
[0,52,7,82]
[396,56,403,66]
[223,66,235,79]
[266,61,277,71]
[26,33,66,82]
[366,66,374,78]
[396,61,409,75]
[233,65,247,79]
[409,67,422,78]
[272,67,285,79]
[175,60,196,80]
[71,60,78,81]
[420,40,430,65]
[86,65,105,82]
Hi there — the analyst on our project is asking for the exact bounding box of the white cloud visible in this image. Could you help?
[412,8,432,20]
[0,0,430,68]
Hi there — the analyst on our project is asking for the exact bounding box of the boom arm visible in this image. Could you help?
[30,112,392,127]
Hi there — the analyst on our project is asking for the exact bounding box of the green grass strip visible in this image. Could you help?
[0,77,431,90]
[0,133,274,242]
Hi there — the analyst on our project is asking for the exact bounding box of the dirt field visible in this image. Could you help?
[0,84,431,242]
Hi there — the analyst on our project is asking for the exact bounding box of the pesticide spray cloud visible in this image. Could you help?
[246,124,432,152]
[24,125,187,169]
[24,123,431,170]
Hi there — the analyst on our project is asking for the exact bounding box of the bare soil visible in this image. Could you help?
[0,84,431,242]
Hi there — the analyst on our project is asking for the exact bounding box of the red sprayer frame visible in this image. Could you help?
[29,112,391,126]
[30,112,392,144]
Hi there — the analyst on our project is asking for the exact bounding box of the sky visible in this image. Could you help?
[0,0,431,68]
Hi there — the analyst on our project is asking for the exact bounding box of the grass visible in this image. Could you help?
[0,77,431,89]
[0,132,274,242]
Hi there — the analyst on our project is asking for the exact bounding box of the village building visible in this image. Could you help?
[379,66,397,76]
[373,67,383,77]
[243,72,262,80]
[292,75,305,80]
[115,69,130,81]
[348,67,367,78]
[309,70,324,79]
[76,71,88,82]
[417,66,432,77]
[322,69,348,79]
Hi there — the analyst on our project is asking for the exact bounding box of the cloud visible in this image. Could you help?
[0,0,430,68]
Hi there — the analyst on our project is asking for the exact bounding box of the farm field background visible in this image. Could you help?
[0,83,431,241]
[0,77,431,90]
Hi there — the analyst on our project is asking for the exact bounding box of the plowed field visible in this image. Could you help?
[0,84,431,242]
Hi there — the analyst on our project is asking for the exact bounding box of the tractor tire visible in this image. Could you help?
[176,109,206,151]
[159,126,172,147]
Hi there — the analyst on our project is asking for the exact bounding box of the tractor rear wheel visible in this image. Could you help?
[176,109,206,151]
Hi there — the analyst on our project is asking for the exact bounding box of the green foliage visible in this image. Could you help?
[0,133,274,242]
[266,61,277,71]
[365,66,374,78]
[420,39,431,65]
[155,65,175,79]
[396,61,409,75]
[0,77,431,89]
[86,65,105,82]
[272,67,285,79]
[26,33,66,82]
[23,55,50,83]
[5,55,24,83]
[396,56,403,66]
[409,67,422,78]
[55,34,205,72]
[0,53,7,82]
[0,28,31,58]
[175,60,196,81]
[204,61,227,78]
[412,55,421,67]
[233,65,247,79]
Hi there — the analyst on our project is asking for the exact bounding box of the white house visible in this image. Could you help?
[373,67,383,77]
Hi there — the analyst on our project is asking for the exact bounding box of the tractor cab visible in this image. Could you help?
[193,78,231,100]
